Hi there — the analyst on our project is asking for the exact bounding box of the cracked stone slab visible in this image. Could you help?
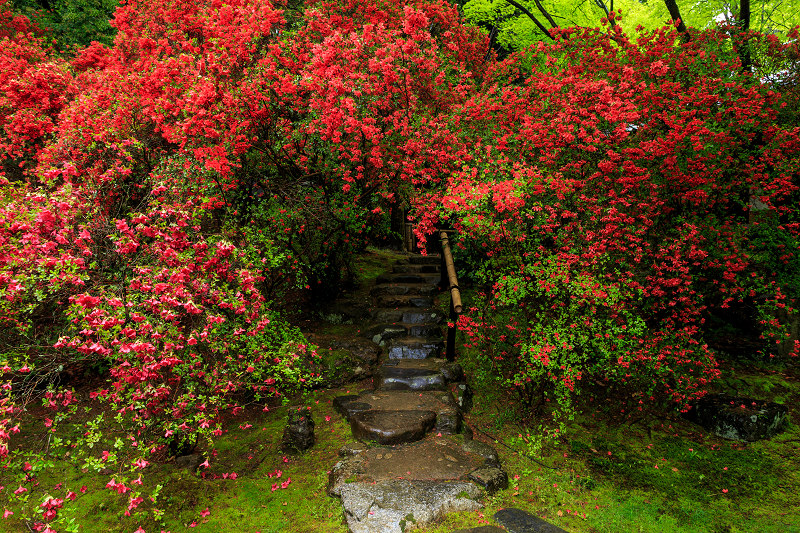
[339,480,482,533]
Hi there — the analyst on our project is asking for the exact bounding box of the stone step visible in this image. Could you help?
[376,273,441,285]
[336,479,481,533]
[372,294,434,308]
[365,323,443,346]
[407,254,441,265]
[371,307,444,325]
[334,390,462,435]
[386,337,444,359]
[375,360,464,391]
[351,410,436,445]
[392,263,440,274]
[370,283,438,298]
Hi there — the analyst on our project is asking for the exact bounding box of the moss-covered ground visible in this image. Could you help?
[2,248,798,532]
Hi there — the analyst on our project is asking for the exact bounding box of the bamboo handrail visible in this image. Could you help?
[439,230,462,314]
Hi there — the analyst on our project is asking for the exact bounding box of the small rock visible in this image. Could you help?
[683,394,789,441]
[462,440,500,467]
[281,406,315,453]
[440,362,465,382]
[468,467,508,493]
[174,453,203,473]
[339,443,368,457]
[494,508,567,532]
[449,382,473,413]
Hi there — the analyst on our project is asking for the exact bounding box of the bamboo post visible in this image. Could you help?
[439,230,462,360]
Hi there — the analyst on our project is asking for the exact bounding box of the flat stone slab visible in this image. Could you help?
[328,434,504,496]
[494,508,567,532]
[376,360,464,391]
[335,390,462,434]
[339,480,482,533]
[682,394,789,441]
[387,337,443,359]
[351,409,437,445]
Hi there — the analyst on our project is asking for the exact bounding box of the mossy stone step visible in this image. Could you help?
[365,323,442,346]
[350,409,437,445]
[376,273,441,285]
[376,360,464,391]
[371,307,444,325]
[407,254,442,265]
[334,390,461,435]
[370,283,438,298]
[392,263,440,274]
[386,337,443,359]
[372,294,434,308]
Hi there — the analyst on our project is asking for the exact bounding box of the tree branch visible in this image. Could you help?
[503,0,555,40]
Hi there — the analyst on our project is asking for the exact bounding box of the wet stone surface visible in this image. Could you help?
[376,365,446,391]
[494,508,568,532]
[339,480,482,533]
[281,406,315,453]
[350,409,437,445]
[468,467,508,494]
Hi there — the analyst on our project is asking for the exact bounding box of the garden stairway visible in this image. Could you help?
[328,254,509,533]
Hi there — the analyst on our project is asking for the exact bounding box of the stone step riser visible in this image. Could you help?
[386,343,442,360]
[407,255,442,265]
[372,295,434,308]
[376,273,441,285]
[392,264,440,274]
[371,308,444,325]
[370,284,437,298]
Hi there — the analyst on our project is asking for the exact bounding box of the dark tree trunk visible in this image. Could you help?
[663,0,690,40]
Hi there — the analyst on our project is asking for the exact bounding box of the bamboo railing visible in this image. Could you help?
[439,230,462,360]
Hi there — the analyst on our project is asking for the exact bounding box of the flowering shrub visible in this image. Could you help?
[424,21,800,422]
[1,0,799,528]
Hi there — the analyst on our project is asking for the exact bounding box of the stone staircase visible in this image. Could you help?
[328,254,508,533]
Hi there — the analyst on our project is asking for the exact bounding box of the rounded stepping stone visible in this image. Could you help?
[351,409,436,445]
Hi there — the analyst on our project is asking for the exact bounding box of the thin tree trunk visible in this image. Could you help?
[663,0,690,40]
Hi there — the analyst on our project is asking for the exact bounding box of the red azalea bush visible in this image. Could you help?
[1,0,799,527]
[419,20,800,421]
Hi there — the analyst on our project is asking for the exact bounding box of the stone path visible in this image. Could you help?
[328,253,509,532]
